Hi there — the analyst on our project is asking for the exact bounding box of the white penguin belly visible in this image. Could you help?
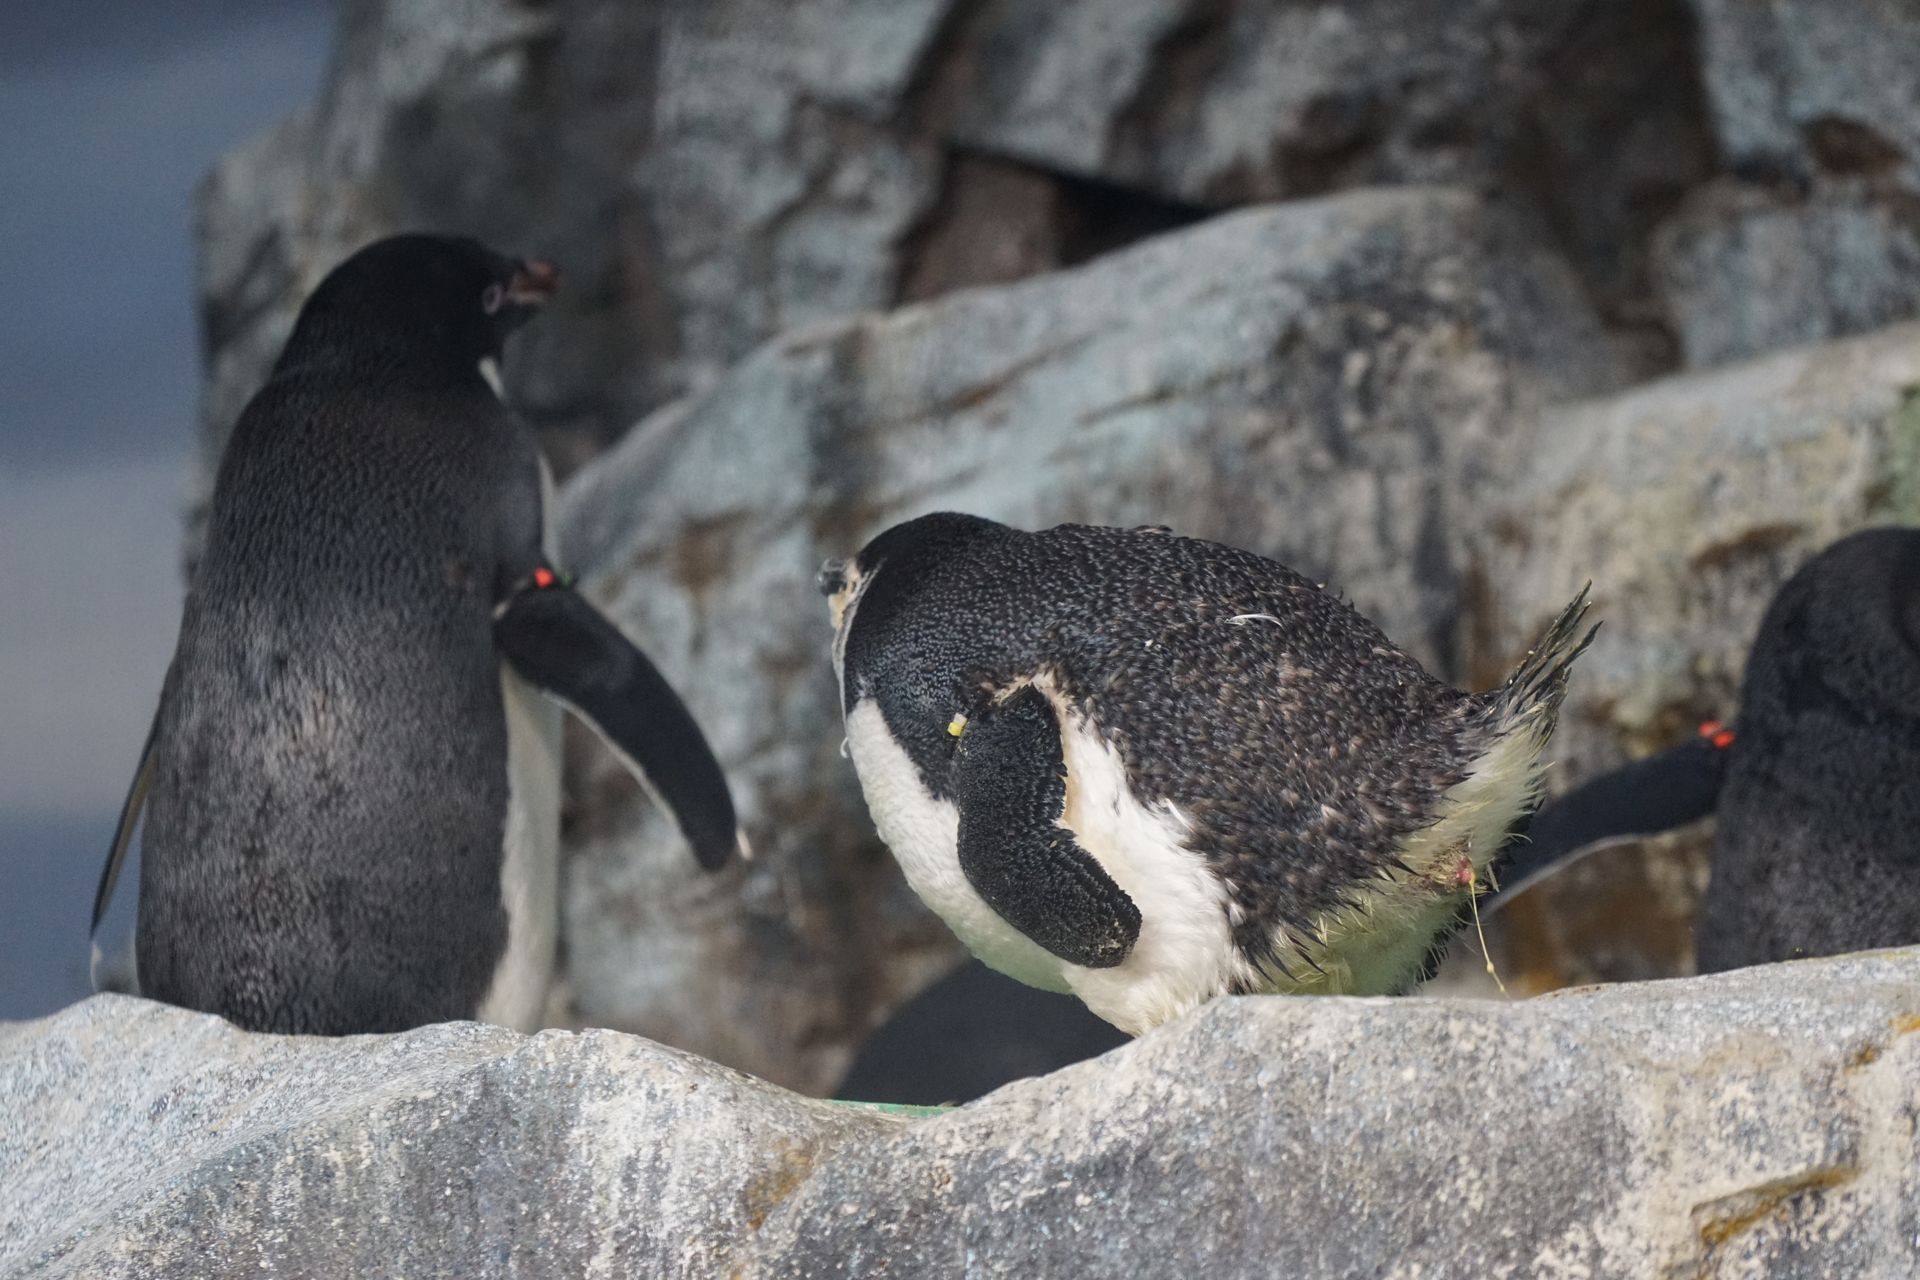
[845,700,1071,994]
[846,694,1244,1035]
[476,454,565,1032]
[474,664,564,1031]
[1048,703,1241,1035]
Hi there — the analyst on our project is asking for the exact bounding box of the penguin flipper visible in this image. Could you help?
[952,687,1141,969]
[90,712,158,993]
[1486,730,1733,911]
[494,581,741,870]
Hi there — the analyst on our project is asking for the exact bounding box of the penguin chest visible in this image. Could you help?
[844,700,1072,994]
[845,695,1243,1034]
[472,656,564,1032]
[1047,707,1242,1034]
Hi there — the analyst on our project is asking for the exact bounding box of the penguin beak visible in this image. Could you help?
[816,559,848,598]
[506,258,561,308]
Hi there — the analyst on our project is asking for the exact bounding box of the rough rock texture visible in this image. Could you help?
[1469,320,1920,781]
[9,955,1920,1277]
[1660,0,1920,366]
[1689,0,1920,189]
[195,0,1720,488]
[1653,178,1920,369]
[555,189,1620,1092]
[930,0,1716,345]
[0,996,894,1279]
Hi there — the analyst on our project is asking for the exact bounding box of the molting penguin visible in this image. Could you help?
[91,233,742,1035]
[823,513,1594,1034]
[1695,527,1920,971]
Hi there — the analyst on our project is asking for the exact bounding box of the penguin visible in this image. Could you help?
[89,233,742,1036]
[822,512,1594,1034]
[1694,527,1920,971]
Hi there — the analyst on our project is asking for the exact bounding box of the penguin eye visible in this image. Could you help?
[481,282,507,315]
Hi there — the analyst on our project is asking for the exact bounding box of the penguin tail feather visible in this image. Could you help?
[1489,583,1599,731]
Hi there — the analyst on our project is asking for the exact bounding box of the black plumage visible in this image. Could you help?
[1697,527,1920,970]
[831,512,1592,994]
[97,234,737,1034]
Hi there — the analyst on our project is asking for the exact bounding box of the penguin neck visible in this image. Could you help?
[274,318,497,391]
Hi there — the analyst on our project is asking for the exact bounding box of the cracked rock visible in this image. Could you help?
[7,950,1920,1277]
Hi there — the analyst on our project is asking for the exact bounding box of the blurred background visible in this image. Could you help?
[3,0,1917,1101]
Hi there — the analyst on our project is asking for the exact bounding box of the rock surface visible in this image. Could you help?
[554,188,1619,1092]
[1470,320,1920,781]
[8,953,1920,1277]
[1689,0,1920,190]
[1663,0,1920,366]
[1653,179,1920,368]
[193,0,1729,481]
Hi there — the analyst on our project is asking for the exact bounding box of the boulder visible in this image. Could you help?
[553,188,1621,1092]
[1688,0,1920,189]
[0,995,890,1279]
[1470,320,1920,778]
[1657,0,1920,366]
[7,951,1920,1277]
[1653,179,1920,369]
[194,0,1716,491]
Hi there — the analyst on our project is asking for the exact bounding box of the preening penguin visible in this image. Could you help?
[824,513,1594,1034]
[91,234,741,1036]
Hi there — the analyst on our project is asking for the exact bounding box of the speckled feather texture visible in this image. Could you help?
[835,513,1593,1010]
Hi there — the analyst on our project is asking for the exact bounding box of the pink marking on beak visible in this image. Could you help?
[507,258,560,306]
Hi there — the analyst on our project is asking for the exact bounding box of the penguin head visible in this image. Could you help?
[280,233,560,377]
[1744,527,1920,723]
[823,511,1005,712]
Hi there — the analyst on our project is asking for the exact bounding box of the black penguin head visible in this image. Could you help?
[1743,526,1920,723]
[821,512,1001,629]
[278,233,560,377]
[824,511,1006,708]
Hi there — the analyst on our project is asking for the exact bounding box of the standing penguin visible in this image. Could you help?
[823,513,1593,1034]
[91,234,741,1035]
[1695,527,1920,970]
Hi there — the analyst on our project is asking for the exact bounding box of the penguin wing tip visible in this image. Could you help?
[736,828,755,862]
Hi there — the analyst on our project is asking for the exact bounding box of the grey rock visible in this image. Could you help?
[1470,319,1920,780]
[193,0,1713,493]
[1662,0,1920,366]
[9,952,1920,1277]
[552,188,1622,1092]
[927,0,1715,345]
[751,950,1920,1278]
[1689,0,1920,189]
[1653,178,1920,368]
[938,0,1600,202]
[0,995,893,1279]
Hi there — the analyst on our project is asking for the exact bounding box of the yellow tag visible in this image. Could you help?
[947,714,967,738]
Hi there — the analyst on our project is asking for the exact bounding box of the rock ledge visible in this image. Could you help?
[5,952,1918,1277]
